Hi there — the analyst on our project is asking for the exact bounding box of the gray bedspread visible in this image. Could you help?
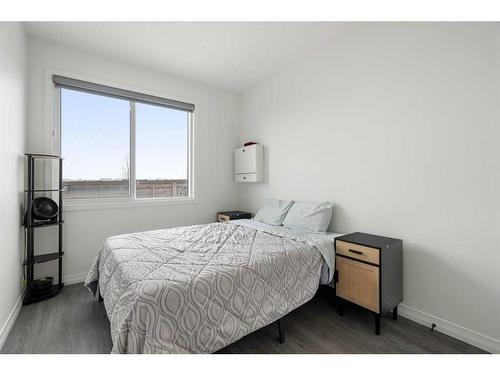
[84,220,334,353]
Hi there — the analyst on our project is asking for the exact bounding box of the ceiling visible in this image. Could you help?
[25,22,351,92]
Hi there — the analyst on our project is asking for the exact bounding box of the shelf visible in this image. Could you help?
[26,220,64,229]
[23,284,64,305]
[25,153,62,159]
[25,189,64,192]
[24,153,64,304]
[24,252,64,265]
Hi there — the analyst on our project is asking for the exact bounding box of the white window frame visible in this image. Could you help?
[48,70,196,211]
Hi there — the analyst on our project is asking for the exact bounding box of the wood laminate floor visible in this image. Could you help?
[1,283,486,354]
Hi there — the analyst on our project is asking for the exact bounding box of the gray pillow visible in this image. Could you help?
[283,201,334,232]
[253,198,294,226]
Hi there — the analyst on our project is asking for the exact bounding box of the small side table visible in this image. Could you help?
[334,232,403,335]
[217,211,252,222]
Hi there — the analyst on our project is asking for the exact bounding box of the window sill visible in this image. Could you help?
[63,197,197,212]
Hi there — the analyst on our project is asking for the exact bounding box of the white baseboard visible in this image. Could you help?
[398,303,500,354]
[54,272,87,286]
[0,289,25,351]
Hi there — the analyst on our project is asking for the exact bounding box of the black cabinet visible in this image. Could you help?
[217,211,252,222]
[334,232,403,335]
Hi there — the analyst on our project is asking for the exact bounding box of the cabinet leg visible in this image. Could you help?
[336,297,344,317]
[374,314,380,335]
[278,319,285,344]
[392,306,398,321]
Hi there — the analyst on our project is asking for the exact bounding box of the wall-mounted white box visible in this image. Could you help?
[234,144,264,182]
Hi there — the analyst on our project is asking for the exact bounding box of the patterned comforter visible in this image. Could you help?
[85,220,334,353]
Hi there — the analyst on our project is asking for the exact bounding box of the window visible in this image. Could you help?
[61,89,130,198]
[55,76,193,202]
[135,103,189,198]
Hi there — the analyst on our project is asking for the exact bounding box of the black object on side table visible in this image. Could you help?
[23,153,64,305]
[334,232,403,335]
[217,211,252,222]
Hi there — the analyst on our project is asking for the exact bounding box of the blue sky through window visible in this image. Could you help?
[136,103,188,180]
[61,88,188,181]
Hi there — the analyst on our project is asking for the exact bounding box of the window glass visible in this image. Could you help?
[61,89,130,198]
[135,103,189,198]
[59,86,191,201]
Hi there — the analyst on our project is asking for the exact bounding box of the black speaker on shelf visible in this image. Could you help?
[23,197,59,226]
[32,197,58,220]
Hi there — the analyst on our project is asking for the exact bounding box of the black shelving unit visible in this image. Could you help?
[23,153,64,305]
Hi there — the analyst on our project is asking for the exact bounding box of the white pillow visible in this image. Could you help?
[253,198,294,226]
[283,201,334,232]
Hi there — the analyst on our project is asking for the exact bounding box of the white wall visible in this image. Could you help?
[27,37,240,283]
[0,23,26,348]
[239,23,500,351]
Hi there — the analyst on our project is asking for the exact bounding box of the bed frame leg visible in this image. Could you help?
[336,296,344,317]
[392,306,398,320]
[278,319,285,344]
[374,313,381,335]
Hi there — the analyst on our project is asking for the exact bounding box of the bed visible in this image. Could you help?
[85,219,340,353]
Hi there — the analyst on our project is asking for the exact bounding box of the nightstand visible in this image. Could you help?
[334,232,403,335]
[217,211,252,222]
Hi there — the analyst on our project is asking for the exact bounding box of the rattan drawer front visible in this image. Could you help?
[336,256,380,313]
[336,240,379,265]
